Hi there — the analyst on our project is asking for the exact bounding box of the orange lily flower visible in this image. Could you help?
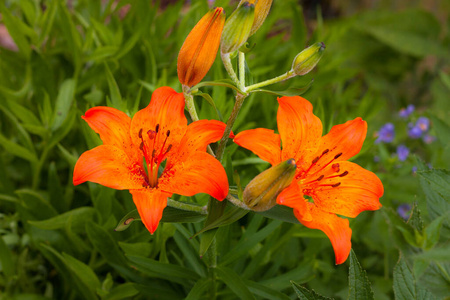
[73,86,229,234]
[178,7,225,87]
[234,96,383,264]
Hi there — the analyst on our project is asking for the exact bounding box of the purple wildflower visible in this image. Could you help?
[399,104,414,118]
[408,122,422,139]
[412,166,417,174]
[397,204,411,220]
[423,134,436,144]
[376,123,395,143]
[416,117,430,132]
[396,145,409,161]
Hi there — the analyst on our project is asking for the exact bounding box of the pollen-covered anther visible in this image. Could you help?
[332,163,340,173]
[334,152,343,159]
[316,175,324,181]
[339,171,349,177]
[332,182,341,188]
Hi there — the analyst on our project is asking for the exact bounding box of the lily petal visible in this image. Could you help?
[294,205,352,264]
[310,161,383,218]
[82,106,141,163]
[234,128,282,166]
[130,189,171,234]
[130,87,187,155]
[276,181,311,221]
[161,152,228,200]
[73,145,146,190]
[308,118,367,175]
[277,96,322,171]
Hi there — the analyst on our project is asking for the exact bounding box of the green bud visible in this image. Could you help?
[292,42,325,76]
[243,158,297,212]
[220,2,255,54]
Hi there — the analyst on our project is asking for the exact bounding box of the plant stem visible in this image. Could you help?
[167,198,207,214]
[216,93,246,161]
[226,194,249,210]
[183,85,199,122]
[246,70,296,92]
[238,51,246,87]
[221,52,244,92]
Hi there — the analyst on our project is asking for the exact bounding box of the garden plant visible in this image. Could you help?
[0,0,449,299]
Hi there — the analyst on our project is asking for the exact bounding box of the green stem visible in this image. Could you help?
[183,85,199,122]
[216,93,247,161]
[246,70,296,92]
[221,52,245,92]
[226,194,249,210]
[238,51,246,87]
[167,199,207,214]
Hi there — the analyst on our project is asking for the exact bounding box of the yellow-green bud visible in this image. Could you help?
[292,42,325,76]
[243,159,297,212]
[220,2,255,54]
[238,0,273,36]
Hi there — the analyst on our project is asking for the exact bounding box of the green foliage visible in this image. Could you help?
[0,0,449,299]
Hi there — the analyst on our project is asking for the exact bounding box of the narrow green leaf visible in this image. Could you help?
[127,255,200,286]
[251,81,313,97]
[216,266,256,300]
[291,280,333,300]
[0,3,31,58]
[16,189,58,220]
[258,205,300,224]
[393,254,436,300]
[62,252,101,296]
[29,207,98,232]
[424,214,446,249]
[185,278,211,300]
[51,79,76,131]
[193,205,248,237]
[0,132,38,163]
[193,79,245,94]
[260,260,315,290]
[407,202,424,232]
[197,92,223,121]
[38,0,57,46]
[429,115,450,148]
[0,236,15,278]
[199,228,218,258]
[348,250,374,300]
[245,279,291,300]
[413,247,450,262]
[104,64,123,109]
[115,210,141,231]
[104,283,139,300]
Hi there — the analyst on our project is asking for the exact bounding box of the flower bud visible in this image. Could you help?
[220,2,255,54]
[243,159,297,212]
[239,0,273,36]
[177,7,226,87]
[291,42,325,76]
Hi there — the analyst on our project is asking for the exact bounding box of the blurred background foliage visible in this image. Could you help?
[0,0,449,299]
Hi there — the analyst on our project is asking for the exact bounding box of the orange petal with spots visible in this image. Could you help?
[81,106,140,163]
[160,152,228,200]
[310,161,383,218]
[294,204,352,264]
[276,181,311,221]
[277,96,322,171]
[130,86,187,155]
[234,128,282,166]
[308,118,367,175]
[73,145,146,190]
[130,189,171,234]
[178,7,225,87]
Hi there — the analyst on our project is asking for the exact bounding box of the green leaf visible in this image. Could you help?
[413,247,450,262]
[393,254,436,300]
[17,189,58,220]
[0,236,15,279]
[104,283,139,300]
[193,205,248,237]
[185,278,212,300]
[29,207,98,232]
[62,252,101,297]
[51,79,76,131]
[104,64,123,109]
[199,228,217,258]
[259,259,315,290]
[127,255,200,286]
[429,115,450,148]
[216,266,256,300]
[291,280,333,300]
[197,92,223,121]
[0,132,38,163]
[245,279,291,300]
[193,79,245,94]
[0,3,31,58]
[407,202,424,232]
[250,81,313,97]
[258,205,300,224]
[424,214,446,249]
[38,0,57,46]
[348,250,374,300]
[115,210,141,231]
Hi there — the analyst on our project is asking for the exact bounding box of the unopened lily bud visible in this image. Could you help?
[243,159,297,211]
[178,7,226,87]
[291,42,325,76]
[220,2,255,54]
[239,0,273,36]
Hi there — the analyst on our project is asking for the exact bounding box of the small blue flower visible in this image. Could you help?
[396,145,409,161]
[397,204,411,220]
[416,117,430,132]
[399,104,414,118]
[412,166,418,174]
[376,123,395,143]
[408,122,422,139]
[423,133,436,144]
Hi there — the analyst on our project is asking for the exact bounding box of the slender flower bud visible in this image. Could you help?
[291,42,326,76]
[220,2,255,54]
[238,0,273,35]
[177,7,226,87]
[243,159,297,212]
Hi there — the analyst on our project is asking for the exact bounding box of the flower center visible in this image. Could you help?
[138,124,172,188]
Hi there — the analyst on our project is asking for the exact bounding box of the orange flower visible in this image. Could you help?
[73,87,229,234]
[178,7,225,87]
[234,96,383,264]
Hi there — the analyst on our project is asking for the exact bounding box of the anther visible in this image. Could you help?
[316,175,324,181]
[155,124,159,133]
[138,128,143,138]
[332,182,341,188]
[332,163,340,172]
[339,171,349,177]
[312,156,320,164]
[152,149,156,158]
[139,142,144,151]
[166,130,170,137]
[322,149,329,155]
[165,144,173,153]
[334,152,343,160]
